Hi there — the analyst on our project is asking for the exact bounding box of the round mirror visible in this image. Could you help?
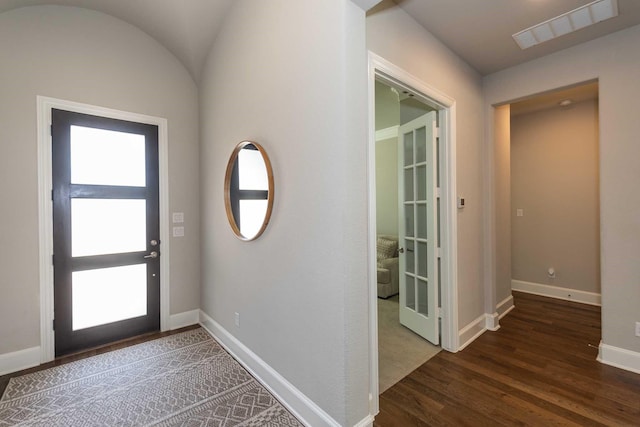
[224,141,274,241]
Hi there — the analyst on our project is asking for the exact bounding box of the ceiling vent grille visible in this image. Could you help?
[513,0,618,49]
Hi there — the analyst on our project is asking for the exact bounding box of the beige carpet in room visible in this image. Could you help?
[378,295,441,393]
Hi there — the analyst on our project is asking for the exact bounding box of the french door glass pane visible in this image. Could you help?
[405,275,415,310]
[417,279,428,316]
[72,198,146,257]
[416,165,427,201]
[238,148,268,190]
[72,264,147,331]
[417,204,427,239]
[418,241,428,278]
[415,126,427,163]
[404,132,413,166]
[405,205,414,237]
[404,169,414,201]
[405,239,415,274]
[70,125,146,187]
[239,200,268,238]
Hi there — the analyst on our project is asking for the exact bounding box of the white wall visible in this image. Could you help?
[0,6,200,355]
[199,0,369,425]
[484,24,640,355]
[367,2,487,330]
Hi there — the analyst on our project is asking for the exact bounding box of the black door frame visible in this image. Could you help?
[51,108,161,356]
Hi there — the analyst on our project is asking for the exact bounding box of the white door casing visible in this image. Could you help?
[367,51,458,415]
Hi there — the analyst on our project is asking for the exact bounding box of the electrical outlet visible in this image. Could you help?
[635,322,640,337]
[235,312,240,327]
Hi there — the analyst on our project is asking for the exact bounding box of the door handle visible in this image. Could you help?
[399,247,405,254]
[144,251,158,259]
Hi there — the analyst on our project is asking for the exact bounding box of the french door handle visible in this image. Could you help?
[144,251,158,259]
[399,247,405,254]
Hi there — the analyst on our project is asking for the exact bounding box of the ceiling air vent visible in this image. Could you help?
[513,0,618,49]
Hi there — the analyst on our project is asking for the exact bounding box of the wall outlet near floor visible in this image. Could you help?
[635,322,640,337]
[235,312,240,327]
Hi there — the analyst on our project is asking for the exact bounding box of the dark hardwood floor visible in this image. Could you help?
[375,291,640,426]
[0,324,200,398]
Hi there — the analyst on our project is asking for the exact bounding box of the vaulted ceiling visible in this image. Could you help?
[2,0,640,80]
[0,0,234,82]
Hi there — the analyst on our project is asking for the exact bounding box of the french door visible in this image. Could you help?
[52,109,160,356]
[398,111,440,345]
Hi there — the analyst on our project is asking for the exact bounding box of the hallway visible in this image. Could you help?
[375,292,640,426]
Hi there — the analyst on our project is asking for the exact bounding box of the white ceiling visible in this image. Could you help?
[393,0,640,75]
[2,1,640,81]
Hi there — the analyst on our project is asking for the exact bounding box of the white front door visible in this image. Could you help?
[398,111,439,345]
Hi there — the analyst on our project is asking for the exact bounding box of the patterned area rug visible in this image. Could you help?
[0,328,303,426]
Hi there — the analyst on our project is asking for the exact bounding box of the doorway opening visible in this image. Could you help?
[508,82,601,304]
[374,79,441,393]
[367,53,459,407]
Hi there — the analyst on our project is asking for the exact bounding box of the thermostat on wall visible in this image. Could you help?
[457,197,465,209]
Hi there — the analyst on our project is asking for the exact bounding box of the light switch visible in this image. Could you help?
[172,212,184,223]
[173,226,184,237]
[516,209,524,217]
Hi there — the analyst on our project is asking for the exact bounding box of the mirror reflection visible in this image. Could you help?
[224,141,274,241]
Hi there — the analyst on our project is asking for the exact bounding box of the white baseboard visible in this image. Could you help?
[458,314,486,351]
[169,309,200,330]
[598,343,640,375]
[199,310,341,427]
[459,296,516,351]
[497,294,515,319]
[485,312,500,332]
[512,280,601,306]
[0,346,41,376]
[353,415,375,427]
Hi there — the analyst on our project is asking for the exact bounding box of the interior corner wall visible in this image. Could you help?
[198,0,369,425]
[366,2,486,331]
[0,5,200,356]
[511,100,600,294]
[493,105,512,307]
[484,24,640,355]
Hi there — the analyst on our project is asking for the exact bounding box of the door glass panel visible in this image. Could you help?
[417,241,428,278]
[416,165,427,201]
[72,199,146,257]
[405,239,415,274]
[239,200,268,239]
[238,148,268,190]
[403,132,413,166]
[72,264,147,331]
[404,169,414,201]
[417,278,428,316]
[417,204,427,239]
[405,205,414,237]
[70,125,146,187]
[415,126,427,163]
[405,275,415,310]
